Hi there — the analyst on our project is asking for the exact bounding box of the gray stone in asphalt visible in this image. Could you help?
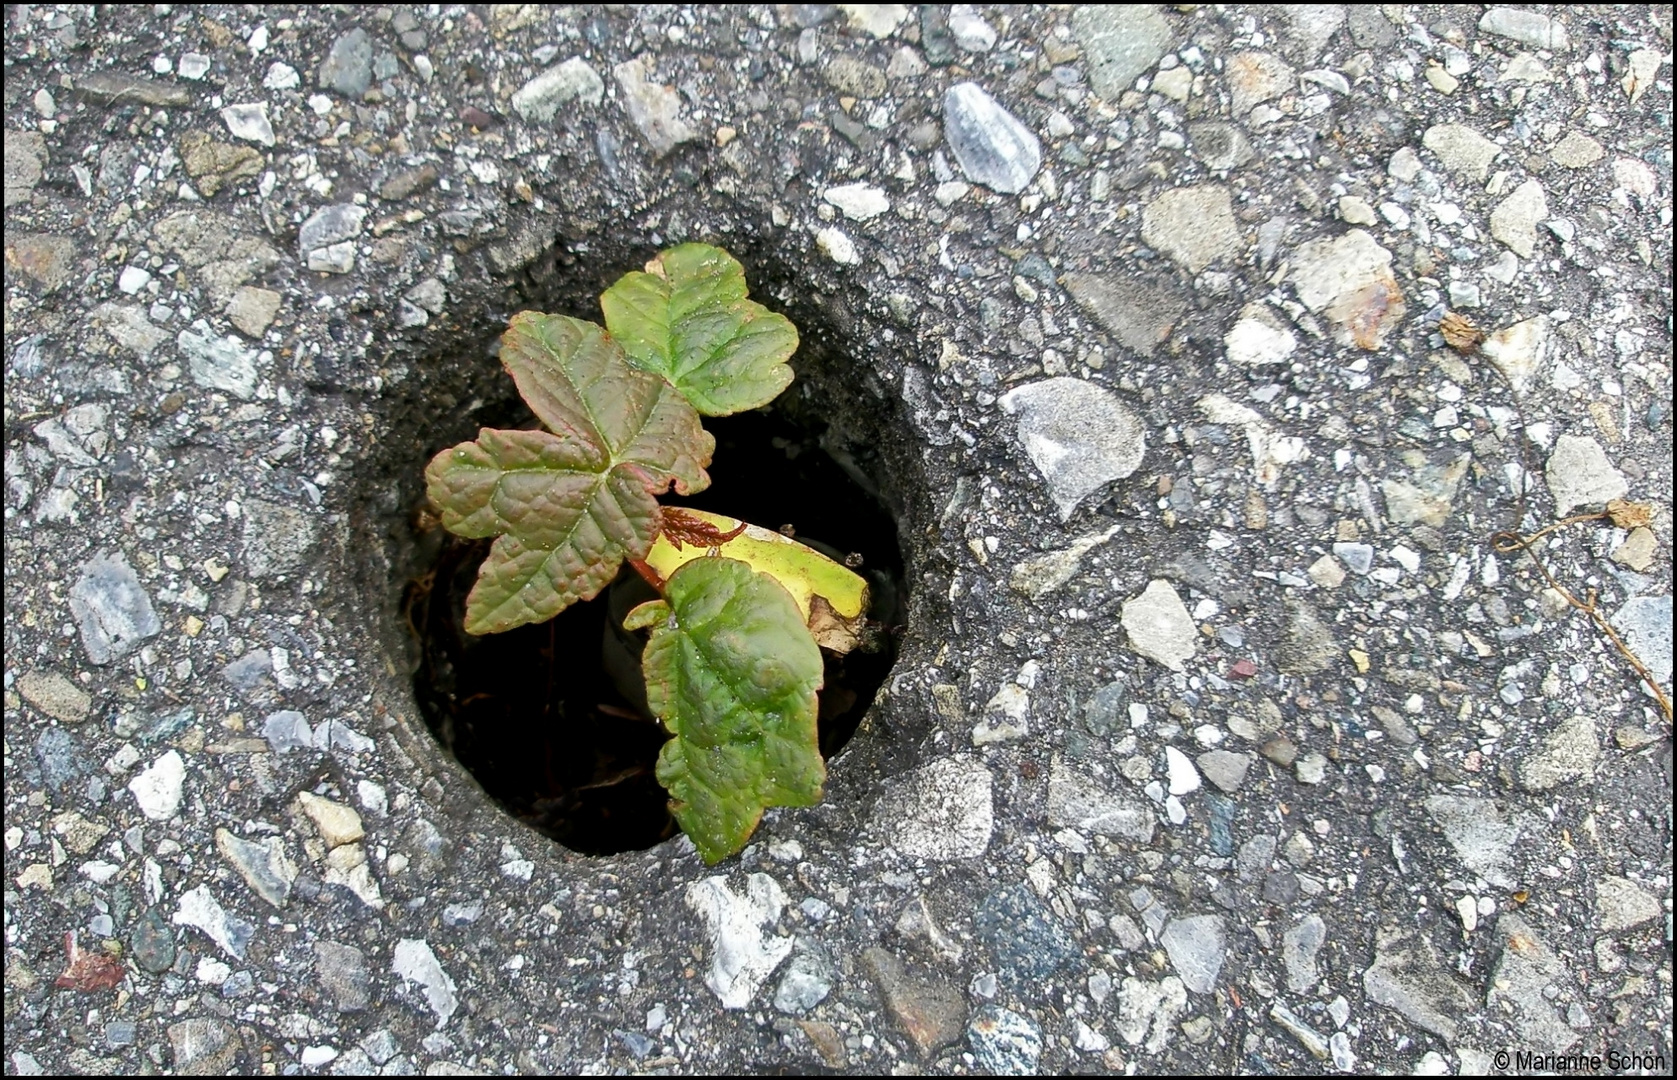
[823,55,887,98]
[222,649,273,691]
[263,710,314,753]
[1422,123,1501,181]
[967,1006,1042,1074]
[1196,750,1253,793]
[1082,681,1126,735]
[774,940,836,1015]
[1479,7,1568,50]
[5,129,47,208]
[69,551,161,664]
[314,940,372,1013]
[1283,914,1326,992]
[1549,130,1604,168]
[1489,178,1549,258]
[215,828,298,909]
[391,938,459,1027]
[998,377,1146,520]
[1545,434,1628,516]
[242,499,320,579]
[1487,914,1581,1053]
[1332,541,1374,574]
[1142,185,1240,273]
[218,103,275,147]
[1361,926,1474,1043]
[976,884,1078,987]
[870,757,994,860]
[1611,595,1672,686]
[1289,228,1395,311]
[178,323,260,399]
[318,28,373,98]
[167,1018,241,1075]
[613,57,697,159]
[1160,914,1226,994]
[1010,524,1118,600]
[175,883,255,960]
[1595,876,1661,933]
[1383,454,1469,527]
[1062,272,1186,357]
[1276,601,1336,675]
[1237,834,1276,882]
[1277,5,1345,61]
[1187,120,1256,172]
[1047,760,1156,842]
[511,58,604,123]
[1121,579,1197,672]
[1518,715,1599,791]
[1423,794,1534,889]
[1268,1001,1330,1060]
[298,203,367,255]
[943,82,1041,194]
[226,286,281,338]
[1115,975,1187,1053]
[1071,6,1174,101]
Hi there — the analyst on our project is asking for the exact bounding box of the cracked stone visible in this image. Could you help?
[1047,760,1156,842]
[1362,926,1475,1042]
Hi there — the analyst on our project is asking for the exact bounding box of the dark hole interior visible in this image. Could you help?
[403,390,906,857]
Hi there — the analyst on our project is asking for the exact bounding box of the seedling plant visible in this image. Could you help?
[425,244,871,863]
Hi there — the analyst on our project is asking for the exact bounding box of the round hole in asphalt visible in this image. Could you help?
[394,241,911,858]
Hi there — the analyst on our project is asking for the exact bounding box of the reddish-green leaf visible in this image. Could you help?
[425,312,713,634]
[623,557,825,863]
[600,243,798,416]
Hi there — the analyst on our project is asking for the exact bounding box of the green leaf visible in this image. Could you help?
[600,242,798,416]
[425,312,714,634]
[630,557,825,863]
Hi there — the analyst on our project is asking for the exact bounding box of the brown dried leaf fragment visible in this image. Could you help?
[1606,498,1654,530]
[1440,310,1485,353]
[55,931,125,992]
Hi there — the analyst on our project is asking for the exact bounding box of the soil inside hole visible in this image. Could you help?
[404,404,906,857]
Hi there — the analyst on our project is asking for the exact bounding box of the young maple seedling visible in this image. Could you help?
[424,244,871,863]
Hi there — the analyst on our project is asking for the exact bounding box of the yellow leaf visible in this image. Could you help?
[646,508,870,651]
